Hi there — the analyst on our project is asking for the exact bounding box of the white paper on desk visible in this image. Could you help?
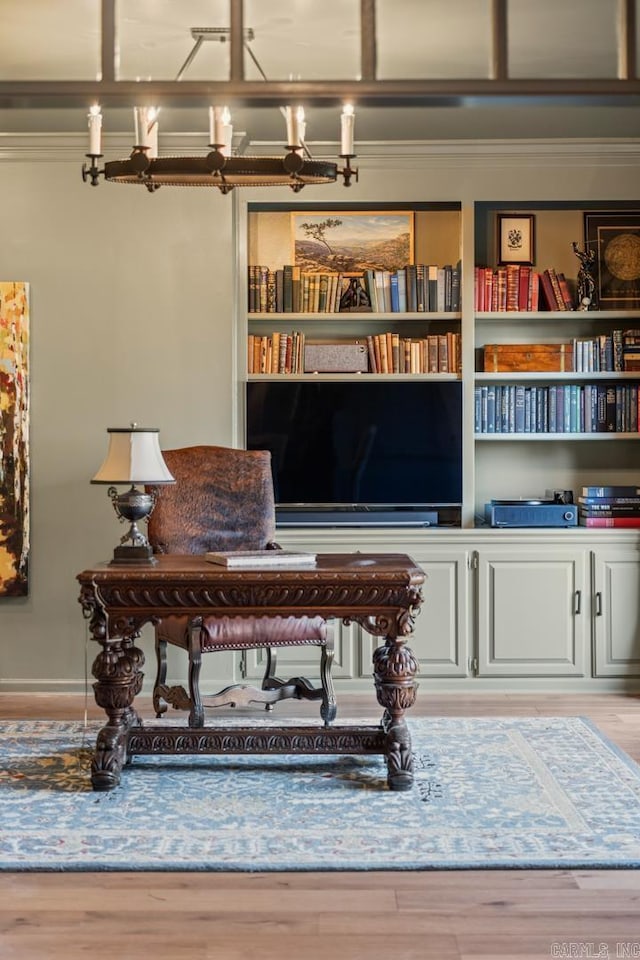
[204,550,317,568]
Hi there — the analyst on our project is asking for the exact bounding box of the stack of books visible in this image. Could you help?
[578,485,640,528]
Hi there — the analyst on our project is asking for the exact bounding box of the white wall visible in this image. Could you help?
[0,134,638,690]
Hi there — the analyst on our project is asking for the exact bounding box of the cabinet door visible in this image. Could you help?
[359,548,471,678]
[592,548,640,678]
[477,547,588,676]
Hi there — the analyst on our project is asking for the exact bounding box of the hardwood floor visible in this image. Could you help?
[1,692,640,960]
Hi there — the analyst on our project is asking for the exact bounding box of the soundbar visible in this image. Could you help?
[276,509,439,528]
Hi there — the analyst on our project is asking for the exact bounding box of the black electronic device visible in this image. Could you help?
[486,499,578,528]
[246,381,462,523]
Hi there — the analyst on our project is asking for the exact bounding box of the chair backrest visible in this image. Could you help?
[147,445,277,555]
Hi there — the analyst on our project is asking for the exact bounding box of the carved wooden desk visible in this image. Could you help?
[77,553,425,793]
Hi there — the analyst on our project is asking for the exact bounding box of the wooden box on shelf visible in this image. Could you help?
[482,343,573,373]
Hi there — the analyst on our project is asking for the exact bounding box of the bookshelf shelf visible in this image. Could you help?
[476,310,640,322]
[475,433,640,441]
[475,371,640,382]
[247,372,460,382]
[249,312,461,322]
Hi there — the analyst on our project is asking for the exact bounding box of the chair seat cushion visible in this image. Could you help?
[158,614,327,652]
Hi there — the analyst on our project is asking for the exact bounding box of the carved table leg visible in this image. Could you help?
[373,638,419,792]
[91,635,145,791]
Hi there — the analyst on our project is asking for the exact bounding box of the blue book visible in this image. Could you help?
[570,384,579,433]
[480,386,489,433]
[474,387,482,433]
[563,385,572,433]
[486,385,496,433]
[514,385,525,432]
[530,386,538,433]
[397,269,407,313]
[390,272,400,313]
[582,485,640,497]
[548,386,557,433]
[494,385,502,432]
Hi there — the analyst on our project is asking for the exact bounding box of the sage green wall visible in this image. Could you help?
[0,134,236,691]
[0,134,638,690]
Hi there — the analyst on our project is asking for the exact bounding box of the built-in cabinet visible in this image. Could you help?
[262,529,640,689]
[234,194,640,690]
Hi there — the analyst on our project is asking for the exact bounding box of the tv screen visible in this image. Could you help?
[246,381,462,510]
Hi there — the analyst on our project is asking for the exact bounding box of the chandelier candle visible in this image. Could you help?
[87,105,102,155]
[210,106,233,155]
[134,107,153,148]
[285,106,304,148]
[341,103,355,155]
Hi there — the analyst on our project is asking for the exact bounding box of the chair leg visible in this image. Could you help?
[320,636,337,727]
[188,621,205,728]
[153,634,168,718]
[261,647,282,712]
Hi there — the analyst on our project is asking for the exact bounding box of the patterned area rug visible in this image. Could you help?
[1,716,639,871]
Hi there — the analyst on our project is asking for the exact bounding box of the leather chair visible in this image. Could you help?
[147,444,336,727]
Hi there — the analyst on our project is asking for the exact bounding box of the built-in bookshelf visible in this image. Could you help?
[239,198,640,527]
[472,201,640,519]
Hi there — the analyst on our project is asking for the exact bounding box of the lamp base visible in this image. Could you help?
[110,544,158,565]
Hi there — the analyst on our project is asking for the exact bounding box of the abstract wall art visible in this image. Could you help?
[0,282,30,596]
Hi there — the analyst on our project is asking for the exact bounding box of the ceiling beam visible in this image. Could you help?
[0,78,638,111]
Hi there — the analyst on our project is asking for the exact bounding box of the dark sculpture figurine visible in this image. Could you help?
[339,276,371,311]
[572,241,598,311]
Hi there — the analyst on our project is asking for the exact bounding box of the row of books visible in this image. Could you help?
[247,262,462,314]
[360,263,461,313]
[474,383,640,434]
[578,486,640,528]
[247,332,461,375]
[248,332,306,374]
[474,265,575,312]
[365,332,461,374]
[536,330,640,372]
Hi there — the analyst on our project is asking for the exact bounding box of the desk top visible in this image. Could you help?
[77,552,425,584]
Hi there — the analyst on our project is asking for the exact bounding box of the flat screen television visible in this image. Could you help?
[246,381,462,524]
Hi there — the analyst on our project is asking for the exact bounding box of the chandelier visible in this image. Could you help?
[81,27,358,194]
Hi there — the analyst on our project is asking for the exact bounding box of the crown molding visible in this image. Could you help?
[0,133,638,168]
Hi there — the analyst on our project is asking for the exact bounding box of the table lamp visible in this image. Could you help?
[91,424,175,564]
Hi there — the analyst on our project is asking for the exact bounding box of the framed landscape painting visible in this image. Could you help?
[291,211,414,274]
[0,282,30,597]
[584,212,640,309]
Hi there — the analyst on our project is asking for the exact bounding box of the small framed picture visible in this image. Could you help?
[497,214,536,266]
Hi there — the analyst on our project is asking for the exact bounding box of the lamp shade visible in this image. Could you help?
[91,427,175,485]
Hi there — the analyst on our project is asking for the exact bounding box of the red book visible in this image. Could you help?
[539,270,559,311]
[518,265,531,311]
[580,516,640,528]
